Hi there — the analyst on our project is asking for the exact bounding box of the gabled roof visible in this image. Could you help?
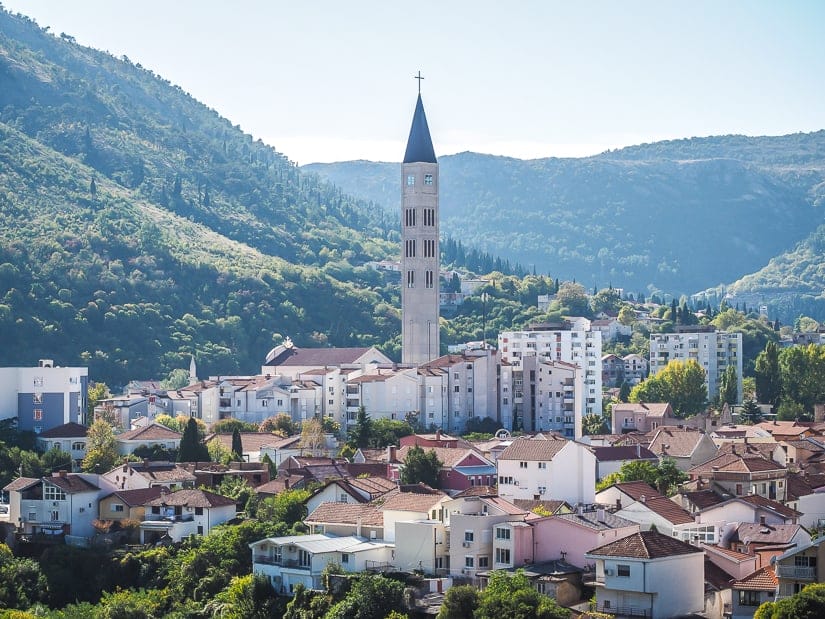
[732,565,778,591]
[346,476,397,498]
[591,446,658,462]
[103,486,166,507]
[680,489,727,510]
[498,436,569,462]
[705,558,735,591]
[109,461,197,483]
[481,496,528,516]
[649,427,711,458]
[116,423,182,441]
[689,452,785,475]
[631,495,695,525]
[702,543,754,562]
[45,474,99,493]
[612,402,672,417]
[37,421,88,439]
[395,445,490,468]
[587,530,702,560]
[755,421,810,437]
[554,510,638,532]
[305,502,384,527]
[3,477,39,492]
[511,499,571,515]
[732,523,805,546]
[254,534,391,555]
[266,345,384,367]
[403,94,437,164]
[373,484,447,513]
[205,432,287,452]
[145,488,236,508]
[604,481,659,502]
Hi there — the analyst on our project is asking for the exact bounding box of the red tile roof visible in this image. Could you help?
[117,423,182,441]
[373,484,447,513]
[733,523,805,546]
[649,427,711,458]
[3,477,39,492]
[37,422,88,439]
[45,474,99,493]
[145,488,236,508]
[689,453,785,475]
[732,565,778,591]
[498,436,568,461]
[305,502,384,527]
[587,530,702,559]
[104,486,166,507]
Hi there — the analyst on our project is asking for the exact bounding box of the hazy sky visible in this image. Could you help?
[4,1,825,164]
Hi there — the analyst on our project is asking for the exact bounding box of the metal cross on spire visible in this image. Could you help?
[414,71,424,94]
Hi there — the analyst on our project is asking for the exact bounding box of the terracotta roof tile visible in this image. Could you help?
[105,486,166,507]
[689,453,785,475]
[681,490,726,510]
[3,477,39,492]
[649,427,711,458]
[373,484,447,513]
[305,502,384,527]
[117,423,182,441]
[733,523,804,546]
[205,432,286,452]
[145,488,236,508]
[640,495,695,525]
[592,446,658,462]
[45,474,99,493]
[498,436,568,461]
[511,499,571,514]
[587,530,702,559]
[37,422,88,439]
[609,481,660,501]
[113,461,197,483]
[612,402,673,417]
[732,565,778,591]
[395,446,488,468]
[702,543,754,562]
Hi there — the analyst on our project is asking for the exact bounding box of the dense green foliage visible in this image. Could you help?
[755,582,825,618]
[399,445,442,487]
[307,134,825,303]
[473,570,570,619]
[629,359,708,417]
[596,457,687,496]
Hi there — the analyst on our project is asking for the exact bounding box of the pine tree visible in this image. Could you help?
[178,417,209,462]
[348,406,373,449]
[89,177,97,196]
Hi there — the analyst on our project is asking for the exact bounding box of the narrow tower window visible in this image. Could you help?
[405,240,416,258]
[405,208,416,227]
[407,270,415,288]
[406,174,415,186]
[425,270,434,288]
[424,208,435,226]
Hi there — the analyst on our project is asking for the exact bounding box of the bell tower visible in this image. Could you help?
[401,75,439,364]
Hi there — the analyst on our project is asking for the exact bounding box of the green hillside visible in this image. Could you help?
[305,134,825,297]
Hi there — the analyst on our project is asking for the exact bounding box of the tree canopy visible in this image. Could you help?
[630,359,707,417]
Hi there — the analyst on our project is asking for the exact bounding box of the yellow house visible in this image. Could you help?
[99,487,166,522]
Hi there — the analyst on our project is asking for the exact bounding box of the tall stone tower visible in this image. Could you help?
[401,92,440,364]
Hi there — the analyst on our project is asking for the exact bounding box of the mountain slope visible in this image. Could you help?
[306,134,825,295]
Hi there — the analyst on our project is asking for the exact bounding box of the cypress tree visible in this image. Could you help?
[178,417,209,462]
[231,427,243,460]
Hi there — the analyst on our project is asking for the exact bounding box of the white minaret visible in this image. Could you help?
[401,76,440,364]
[189,354,197,384]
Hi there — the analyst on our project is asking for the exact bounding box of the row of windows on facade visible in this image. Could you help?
[404,238,437,258]
[403,208,436,227]
[406,173,434,186]
[406,270,436,288]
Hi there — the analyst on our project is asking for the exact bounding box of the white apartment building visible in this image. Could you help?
[499,322,602,430]
[649,328,743,403]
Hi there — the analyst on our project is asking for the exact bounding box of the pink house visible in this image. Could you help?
[493,507,640,570]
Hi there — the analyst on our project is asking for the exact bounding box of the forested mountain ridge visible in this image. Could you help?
[0,9,406,384]
[305,133,825,299]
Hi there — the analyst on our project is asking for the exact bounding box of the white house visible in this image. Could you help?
[496,435,596,505]
[36,422,88,469]
[102,461,196,491]
[140,488,236,543]
[251,533,394,595]
[115,422,182,456]
[3,471,116,542]
[585,530,705,618]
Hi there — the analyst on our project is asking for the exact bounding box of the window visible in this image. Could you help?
[341,553,350,564]
[328,399,334,405]
[478,556,489,568]
[407,270,415,288]
[739,590,762,606]
[195,507,204,515]
[617,564,630,577]
[465,556,474,568]
[498,476,513,485]
[538,462,547,469]
[495,548,511,564]
[407,174,415,186]
[44,484,66,501]
[197,525,204,535]
[111,503,125,513]
[53,442,61,450]
[503,398,508,405]
[424,174,433,185]
[405,208,416,226]
[72,441,85,451]
[33,393,42,404]
[424,208,435,226]
[299,550,311,567]
[454,386,460,393]
[519,461,527,469]
[50,510,60,521]
[33,376,44,387]
[405,239,416,258]
[423,239,436,258]
[464,531,474,542]
[425,270,434,288]
[495,527,511,540]
[33,409,43,421]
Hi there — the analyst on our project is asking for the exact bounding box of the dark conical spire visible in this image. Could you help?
[403,94,437,164]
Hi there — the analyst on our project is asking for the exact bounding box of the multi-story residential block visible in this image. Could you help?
[496,435,596,505]
[0,360,88,432]
[622,353,648,385]
[649,327,743,403]
[731,566,778,619]
[601,354,625,388]
[688,452,788,501]
[499,321,602,427]
[343,368,419,428]
[773,536,825,600]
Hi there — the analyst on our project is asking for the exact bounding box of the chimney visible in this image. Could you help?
[616,498,622,510]
[597,508,606,522]
[759,515,766,526]
[436,429,442,441]
[640,494,646,504]
[284,477,290,489]
[143,459,149,469]
[388,445,397,462]
[636,443,641,459]
[59,470,68,478]
[578,504,584,516]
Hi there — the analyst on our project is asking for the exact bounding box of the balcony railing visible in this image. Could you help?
[252,556,311,569]
[596,603,650,617]
[775,564,816,580]
[144,513,194,523]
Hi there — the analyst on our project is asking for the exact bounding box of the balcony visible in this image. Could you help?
[595,603,650,617]
[144,513,194,523]
[775,564,816,580]
[252,555,310,570]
